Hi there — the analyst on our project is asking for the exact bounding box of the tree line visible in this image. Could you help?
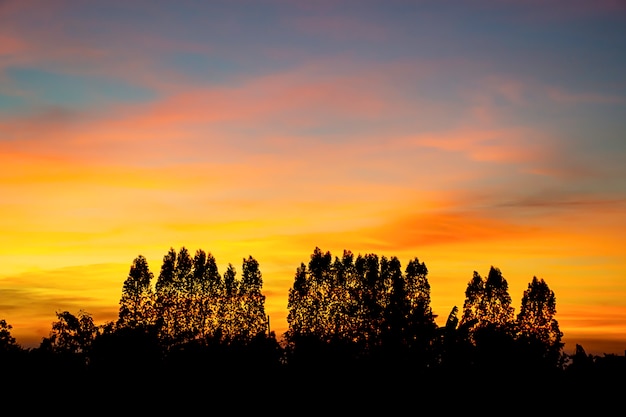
[0,246,624,392]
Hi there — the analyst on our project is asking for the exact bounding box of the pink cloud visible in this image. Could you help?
[398,127,547,164]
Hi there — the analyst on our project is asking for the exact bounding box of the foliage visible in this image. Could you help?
[0,319,20,352]
[118,254,154,329]
[5,245,616,390]
[285,247,438,368]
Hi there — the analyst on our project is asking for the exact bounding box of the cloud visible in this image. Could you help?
[288,14,388,42]
[547,87,624,105]
[397,127,546,164]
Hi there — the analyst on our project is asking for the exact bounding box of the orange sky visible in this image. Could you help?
[1,0,625,356]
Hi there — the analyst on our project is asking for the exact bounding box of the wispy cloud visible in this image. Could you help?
[547,87,624,105]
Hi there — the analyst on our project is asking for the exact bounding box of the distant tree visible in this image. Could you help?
[515,276,564,370]
[117,255,154,329]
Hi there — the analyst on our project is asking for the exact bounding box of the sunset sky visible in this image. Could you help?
[1,0,625,355]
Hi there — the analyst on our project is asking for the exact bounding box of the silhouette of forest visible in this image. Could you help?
[1,246,624,411]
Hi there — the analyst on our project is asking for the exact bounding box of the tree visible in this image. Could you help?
[218,263,239,341]
[403,257,438,365]
[192,249,222,339]
[154,247,195,346]
[285,248,440,371]
[41,310,98,364]
[460,266,514,335]
[285,262,313,340]
[458,266,515,371]
[237,256,268,341]
[515,276,564,370]
[0,319,20,353]
[117,255,154,329]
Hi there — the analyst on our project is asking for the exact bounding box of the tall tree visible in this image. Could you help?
[154,247,178,346]
[460,266,514,334]
[286,262,313,341]
[403,257,438,364]
[515,276,564,370]
[286,247,340,342]
[117,255,154,329]
[458,266,515,372]
[192,249,222,339]
[154,247,196,346]
[237,256,267,341]
[381,256,409,349]
[331,250,357,342]
[285,248,438,368]
[218,263,239,341]
[354,253,384,349]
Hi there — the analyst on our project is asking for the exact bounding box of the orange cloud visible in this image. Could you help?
[397,127,549,164]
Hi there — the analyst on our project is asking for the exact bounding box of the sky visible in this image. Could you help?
[0,0,625,356]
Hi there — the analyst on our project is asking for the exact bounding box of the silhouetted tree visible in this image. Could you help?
[380,256,408,351]
[285,262,311,340]
[117,255,154,329]
[154,247,195,346]
[39,310,98,369]
[378,256,438,368]
[285,248,439,372]
[192,249,222,339]
[460,267,514,333]
[285,247,337,343]
[403,257,438,366]
[236,256,268,341]
[154,247,177,347]
[459,266,515,371]
[0,319,27,383]
[515,276,564,371]
[356,253,384,349]
[174,246,194,341]
[0,319,20,353]
[218,263,239,340]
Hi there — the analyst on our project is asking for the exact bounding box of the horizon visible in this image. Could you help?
[1,0,625,357]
